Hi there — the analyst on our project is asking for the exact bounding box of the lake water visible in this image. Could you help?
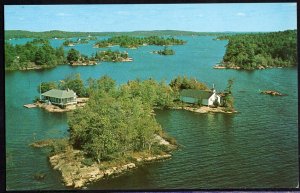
[5,36,298,190]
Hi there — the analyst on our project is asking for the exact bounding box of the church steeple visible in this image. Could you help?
[212,84,216,93]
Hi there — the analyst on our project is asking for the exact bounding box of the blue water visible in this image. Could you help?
[5,36,298,190]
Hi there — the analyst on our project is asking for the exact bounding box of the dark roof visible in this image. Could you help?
[41,89,76,99]
[180,89,213,99]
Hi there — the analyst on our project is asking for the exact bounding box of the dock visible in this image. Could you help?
[24,104,37,108]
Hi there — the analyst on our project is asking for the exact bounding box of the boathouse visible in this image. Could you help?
[41,89,77,107]
[180,87,221,106]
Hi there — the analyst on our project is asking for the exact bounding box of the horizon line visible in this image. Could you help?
[5,29,297,33]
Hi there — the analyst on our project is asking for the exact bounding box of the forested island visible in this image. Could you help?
[152,46,175,55]
[95,50,132,62]
[4,39,136,70]
[94,35,186,48]
[32,74,235,188]
[38,74,235,111]
[5,39,66,70]
[63,38,91,47]
[215,30,297,70]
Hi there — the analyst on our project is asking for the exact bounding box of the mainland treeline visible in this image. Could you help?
[94,36,186,48]
[218,30,297,70]
[5,30,237,40]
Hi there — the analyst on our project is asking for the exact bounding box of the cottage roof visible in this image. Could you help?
[180,89,213,99]
[41,89,76,99]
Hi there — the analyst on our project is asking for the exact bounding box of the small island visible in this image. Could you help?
[260,90,286,96]
[66,48,98,66]
[28,75,236,188]
[63,38,90,47]
[30,75,180,188]
[67,48,134,66]
[214,30,296,70]
[152,46,175,56]
[95,49,133,62]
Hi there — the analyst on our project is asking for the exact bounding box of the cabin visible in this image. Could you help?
[41,89,77,107]
[180,87,221,106]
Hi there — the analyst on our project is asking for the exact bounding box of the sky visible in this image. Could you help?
[4,3,297,32]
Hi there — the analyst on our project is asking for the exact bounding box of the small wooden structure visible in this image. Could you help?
[41,89,77,107]
[24,104,37,108]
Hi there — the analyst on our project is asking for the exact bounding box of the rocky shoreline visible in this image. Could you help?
[31,134,176,189]
[35,98,88,113]
[172,106,237,114]
[213,64,287,70]
[70,61,98,66]
[213,64,241,70]
[49,149,172,188]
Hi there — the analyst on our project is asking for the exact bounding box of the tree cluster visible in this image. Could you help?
[156,46,175,55]
[68,76,166,162]
[5,40,65,70]
[218,30,297,70]
[38,73,87,97]
[5,30,98,39]
[63,40,75,46]
[63,38,89,47]
[94,49,129,62]
[120,79,175,108]
[222,79,235,111]
[95,35,186,48]
[169,75,209,92]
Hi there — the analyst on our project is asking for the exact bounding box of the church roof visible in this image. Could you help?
[180,89,214,99]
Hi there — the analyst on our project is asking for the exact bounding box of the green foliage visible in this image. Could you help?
[86,75,116,96]
[223,79,234,110]
[38,81,58,93]
[169,75,209,92]
[81,158,94,166]
[63,40,75,46]
[68,87,162,162]
[219,30,297,69]
[156,46,175,55]
[95,49,129,62]
[95,35,186,48]
[67,76,190,162]
[50,139,69,155]
[38,73,87,97]
[5,29,237,40]
[5,39,66,70]
[120,79,175,108]
[67,48,81,63]
[213,99,219,107]
[60,73,87,97]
